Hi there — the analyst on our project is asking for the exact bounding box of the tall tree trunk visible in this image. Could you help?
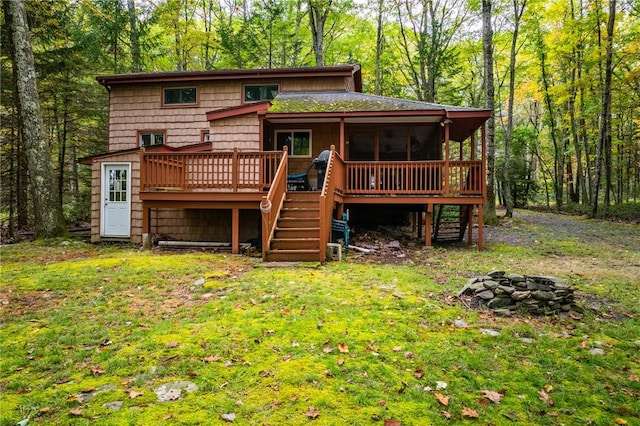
[482,0,497,223]
[592,0,616,216]
[4,0,66,238]
[374,0,384,95]
[504,0,527,218]
[127,0,142,72]
[309,0,330,67]
[536,23,564,208]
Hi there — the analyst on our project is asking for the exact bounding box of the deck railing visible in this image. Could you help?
[319,146,345,261]
[141,150,483,198]
[344,160,483,196]
[141,149,283,191]
[261,148,288,259]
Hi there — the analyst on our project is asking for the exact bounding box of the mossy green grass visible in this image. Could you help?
[1,227,638,425]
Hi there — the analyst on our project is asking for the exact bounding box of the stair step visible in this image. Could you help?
[277,218,320,228]
[271,238,320,250]
[265,249,321,262]
[273,227,319,239]
[281,208,320,218]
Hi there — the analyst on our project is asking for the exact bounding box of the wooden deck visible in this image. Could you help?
[140,149,486,260]
[140,151,484,201]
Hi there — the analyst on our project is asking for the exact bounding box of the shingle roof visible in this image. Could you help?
[269,91,489,114]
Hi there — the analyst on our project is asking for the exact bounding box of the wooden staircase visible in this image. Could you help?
[264,192,321,261]
[433,204,471,242]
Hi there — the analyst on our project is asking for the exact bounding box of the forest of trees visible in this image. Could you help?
[1,0,638,239]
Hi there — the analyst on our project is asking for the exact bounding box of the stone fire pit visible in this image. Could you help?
[458,271,575,315]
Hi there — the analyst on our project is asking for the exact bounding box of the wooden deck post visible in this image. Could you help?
[425,204,433,247]
[232,148,239,191]
[477,204,484,251]
[443,121,450,195]
[339,118,345,157]
[467,205,474,246]
[142,205,151,249]
[231,208,240,254]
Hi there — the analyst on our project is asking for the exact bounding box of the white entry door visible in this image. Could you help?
[102,164,131,237]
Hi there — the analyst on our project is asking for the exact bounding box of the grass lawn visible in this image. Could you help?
[1,214,639,425]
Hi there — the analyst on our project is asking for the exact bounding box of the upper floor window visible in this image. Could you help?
[244,84,279,102]
[163,86,197,105]
[140,131,165,147]
[275,130,311,157]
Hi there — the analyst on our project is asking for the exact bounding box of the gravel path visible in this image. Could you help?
[484,209,639,251]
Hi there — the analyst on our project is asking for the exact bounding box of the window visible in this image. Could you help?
[140,131,165,147]
[163,86,197,105]
[244,84,279,102]
[276,130,311,157]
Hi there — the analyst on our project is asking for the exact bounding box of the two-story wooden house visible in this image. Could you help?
[80,64,491,261]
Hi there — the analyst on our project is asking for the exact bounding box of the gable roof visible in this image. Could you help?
[266,91,492,142]
[77,142,213,165]
[97,65,362,92]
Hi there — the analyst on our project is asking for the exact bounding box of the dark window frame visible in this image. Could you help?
[138,130,166,147]
[162,86,198,106]
[243,84,280,103]
[275,129,312,158]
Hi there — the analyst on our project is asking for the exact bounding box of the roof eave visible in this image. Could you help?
[96,65,361,87]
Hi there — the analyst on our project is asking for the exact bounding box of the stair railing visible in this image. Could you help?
[261,147,288,260]
[318,145,344,262]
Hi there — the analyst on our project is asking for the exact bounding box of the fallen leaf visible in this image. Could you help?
[69,408,83,416]
[281,308,291,315]
[384,419,401,426]
[392,346,402,352]
[337,358,345,366]
[39,407,51,413]
[166,341,179,348]
[281,354,293,361]
[481,390,503,403]
[435,393,449,406]
[289,395,298,402]
[90,368,105,376]
[338,343,349,353]
[414,367,424,379]
[304,406,321,419]
[55,377,71,385]
[538,390,554,406]
[203,355,221,362]
[323,347,333,354]
[270,400,281,409]
[163,413,173,420]
[461,406,479,418]
[543,384,554,393]
[441,410,452,419]
[628,374,639,382]
[616,418,628,425]
[127,389,143,399]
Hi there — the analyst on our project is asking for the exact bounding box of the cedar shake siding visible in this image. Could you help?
[208,115,260,151]
[107,76,353,152]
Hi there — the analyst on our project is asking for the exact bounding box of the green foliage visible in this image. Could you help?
[496,126,539,207]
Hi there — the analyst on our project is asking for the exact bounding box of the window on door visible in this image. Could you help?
[108,168,128,201]
[275,130,311,157]
[139,131,165,147]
